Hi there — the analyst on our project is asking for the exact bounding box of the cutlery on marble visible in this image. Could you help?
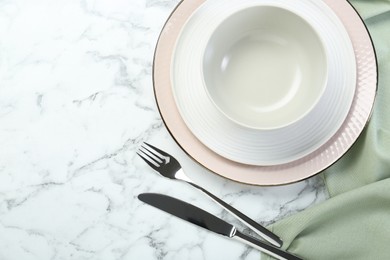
[137,142,283,247]
[138,193,302,260]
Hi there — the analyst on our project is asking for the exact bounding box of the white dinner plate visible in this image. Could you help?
[172,0,356,165]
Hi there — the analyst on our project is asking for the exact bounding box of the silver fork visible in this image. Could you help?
[137,142,283,248]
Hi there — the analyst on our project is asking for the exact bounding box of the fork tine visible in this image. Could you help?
[142,144,165,161]
[140,145,163,164]
[143,142,170,157]
[137,151,159,171]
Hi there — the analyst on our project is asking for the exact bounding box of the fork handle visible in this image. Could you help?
[188,182,283,247]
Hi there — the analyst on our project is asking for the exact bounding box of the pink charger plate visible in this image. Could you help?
[153,0,378,186]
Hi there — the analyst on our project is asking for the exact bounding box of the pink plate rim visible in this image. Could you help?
[153,0,378,186]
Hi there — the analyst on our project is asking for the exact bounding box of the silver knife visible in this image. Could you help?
[138,193,303,260]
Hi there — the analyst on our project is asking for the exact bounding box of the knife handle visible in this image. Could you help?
[188,182,283,247]
[234,231,303,260]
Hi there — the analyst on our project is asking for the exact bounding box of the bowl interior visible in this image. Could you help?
[203,6,328,130]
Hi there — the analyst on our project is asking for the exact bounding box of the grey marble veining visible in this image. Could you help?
[0,0,327,259]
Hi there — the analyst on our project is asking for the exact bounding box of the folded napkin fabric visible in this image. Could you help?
[263,178,390,259]
[262,0,390,259]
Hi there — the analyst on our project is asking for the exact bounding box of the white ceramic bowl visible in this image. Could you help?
[203,6,328,129]
[172,0,356,165]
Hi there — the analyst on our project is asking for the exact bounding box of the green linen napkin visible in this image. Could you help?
[261,1,390,259]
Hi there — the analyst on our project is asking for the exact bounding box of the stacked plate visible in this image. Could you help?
[154,0,377,185]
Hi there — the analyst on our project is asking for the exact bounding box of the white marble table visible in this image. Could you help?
[0,0,327,259]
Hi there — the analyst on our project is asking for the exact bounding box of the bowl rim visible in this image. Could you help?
[200,5,329,130]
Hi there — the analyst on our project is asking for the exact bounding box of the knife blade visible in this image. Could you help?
[138,193,303,260]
